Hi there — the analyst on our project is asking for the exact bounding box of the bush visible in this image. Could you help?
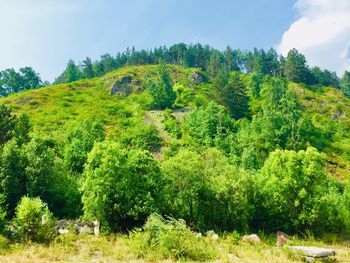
[0,235,10,251]
[129,214,215,261]
[254,147,344,234]
[13,197,56,243]
[82,142,163,232]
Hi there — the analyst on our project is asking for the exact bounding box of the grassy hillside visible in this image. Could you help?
[1,64,350,181]
[0,65,205,139]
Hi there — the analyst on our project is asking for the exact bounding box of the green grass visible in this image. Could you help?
[0,233,349,262]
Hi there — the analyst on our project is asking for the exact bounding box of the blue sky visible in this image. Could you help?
[1,0,349,81]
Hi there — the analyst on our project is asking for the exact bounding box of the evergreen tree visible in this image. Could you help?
[341,71,350,98]
[148,63,176,109]
[285,49,312,84]
[64,60,82,83]
[213,71,250,119]
[82,57,95,79]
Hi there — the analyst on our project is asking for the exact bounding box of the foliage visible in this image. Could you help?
[65,120,104,173]
[0,67,42,96]
[0,105,16,145]
[340,71,350,98]
[13,197,56,243]
[129,214,215,261]
[82,142,163,232]
[148,63,176,109]
[213,71,250,119]
[161,148,252,232]
[285,48,313,84]
[254,147,344,234]
[0,139,27,216]
[183,101,236,152]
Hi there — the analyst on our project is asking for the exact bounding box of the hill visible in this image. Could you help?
[1,64,350,180]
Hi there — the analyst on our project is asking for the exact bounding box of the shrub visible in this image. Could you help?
[129,214,215,261]
[13,197,56,243]
[82,142,163,232]
[0,235,10,251]
[254,147,344,234]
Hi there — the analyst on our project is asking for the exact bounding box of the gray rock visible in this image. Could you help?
[110,75,132,96]
[287,246,335,258]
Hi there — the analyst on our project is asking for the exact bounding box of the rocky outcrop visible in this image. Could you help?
[56,219,100,236]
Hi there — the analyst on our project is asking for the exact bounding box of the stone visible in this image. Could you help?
[227,253,240,261]
[276,231,289,246]
[93,220,100,236]
[58,228,69,235]
[78,225,94,235]
[242,234,261,244]
[211,234,219,240]
[287,246,335,258]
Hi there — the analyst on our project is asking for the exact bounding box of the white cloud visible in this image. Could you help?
[278,0,350,75]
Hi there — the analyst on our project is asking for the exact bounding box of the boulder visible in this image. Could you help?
[242,234,261,244]
[287,246,335,261]
[58,228,69,235]
[78,225,94,235]
[276,231,289,246]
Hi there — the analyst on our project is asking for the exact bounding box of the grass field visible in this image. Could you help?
[0,234,349,262]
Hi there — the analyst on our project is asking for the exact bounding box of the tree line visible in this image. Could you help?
[54,44,350,98]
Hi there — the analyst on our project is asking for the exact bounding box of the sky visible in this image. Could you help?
[0,0,348,81]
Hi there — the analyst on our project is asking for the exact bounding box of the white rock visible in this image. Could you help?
[93,220,100,236]
[58,228,69,235]
[79,225,94,235]
[287,246,335,258]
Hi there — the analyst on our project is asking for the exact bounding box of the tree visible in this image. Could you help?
[184,101,235,151]
[64,60,82,83]
[13,197,56,242]
[162,148,251,231]
[213,72,250,119]
[285,49,312,84]
[148,63,176,109]
[0,105,16,145]
[19,67,42,90]
[13,114,31,146]
[340,71,350,98]
[0,139,27,216]
[65,120,104,173]
[254,147,344,233]
[82,142,163,232]
[82,57,95,79]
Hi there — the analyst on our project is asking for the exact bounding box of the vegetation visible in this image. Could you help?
[0,44,350,261]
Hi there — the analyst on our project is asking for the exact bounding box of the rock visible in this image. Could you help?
[276,231,289,246]
[287,246,335,258]
[78,225,94,235]
[58,228,69,235]
[227,253,239,261]
[206,230,219,240]
[191,71,204,85]
[211,234,219,240]
[242,234,261,244]
[110,75,133,96]
[194,232,202,238]
[93,220,100,236]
